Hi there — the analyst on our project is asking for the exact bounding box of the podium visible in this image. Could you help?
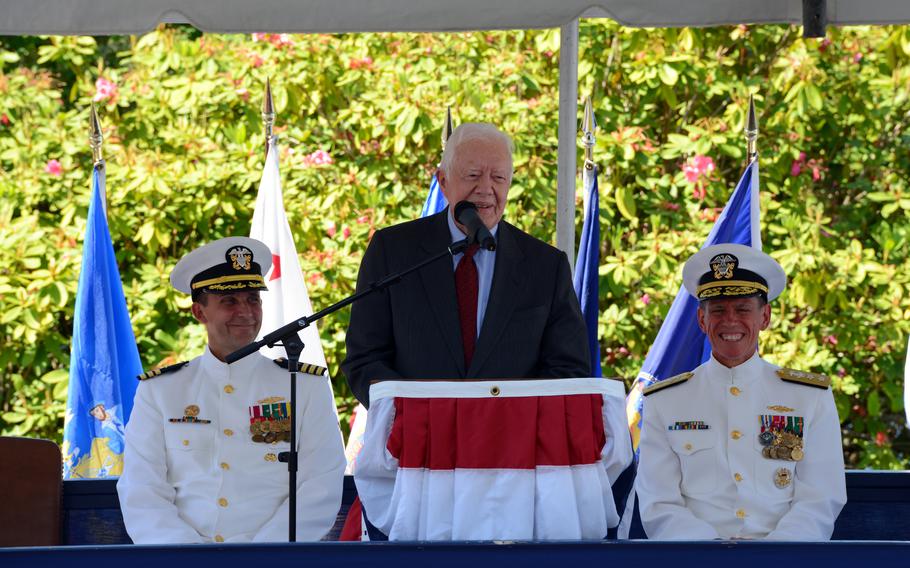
[354,378,633,541]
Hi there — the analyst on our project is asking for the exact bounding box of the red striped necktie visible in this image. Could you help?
[455,244,480,369]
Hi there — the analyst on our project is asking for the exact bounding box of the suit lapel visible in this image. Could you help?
[418,210,466,375]
[469,222,526,375]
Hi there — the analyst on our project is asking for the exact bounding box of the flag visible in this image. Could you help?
[63,165,143,479]
[250,140,327,367]
[419,174,447,217]
[574,166,602,377]
[626,160,760,451]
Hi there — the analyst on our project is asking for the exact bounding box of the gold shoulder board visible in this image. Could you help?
[137,361,188,381]
[776,368,831,390]
[273,358,328,377]
[643,372,694,396]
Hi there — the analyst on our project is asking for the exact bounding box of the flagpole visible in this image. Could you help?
[262,78,276,159]
[745,94,758,165]
[442,106,454,151]
[581,96,596,218]
[259,77,301,543]
[89,103,106,213]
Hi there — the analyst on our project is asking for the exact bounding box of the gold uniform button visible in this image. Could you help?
[214,535,224,543]
[731,430,742,440]
[218,498,228,507]
[223,429,234,437]
[684,443,693,451]
[730,386,741,396]
[182,439,190,446]
[224,384,235,394]
[265,453,278,462]
[736,508,746,519]
[734,473,743,482]
[220,462,230,470]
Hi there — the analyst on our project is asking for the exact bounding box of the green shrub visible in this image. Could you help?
[1,23,908,468]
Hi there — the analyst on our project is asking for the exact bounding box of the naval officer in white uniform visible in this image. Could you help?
[637,243,846,540]
[117,237,346,544]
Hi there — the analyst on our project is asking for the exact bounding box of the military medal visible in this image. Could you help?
[168,404,212,424]
[248,398,292,443]
[774,467,793,488]
[759,414,804,461]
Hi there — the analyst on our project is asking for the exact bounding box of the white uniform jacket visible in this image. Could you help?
[637,353,846,540]
[117,346,346,544]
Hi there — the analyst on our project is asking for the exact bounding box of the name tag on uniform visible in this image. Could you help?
[668,420,711,431]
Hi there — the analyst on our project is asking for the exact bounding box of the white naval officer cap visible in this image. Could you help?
[682,243,787,302]
[170,237,272,299]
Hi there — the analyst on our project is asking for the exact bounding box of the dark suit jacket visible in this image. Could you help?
[341,210,591,407]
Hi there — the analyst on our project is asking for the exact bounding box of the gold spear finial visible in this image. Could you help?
[745,94,758,164]
[89,103,103,167]
[581,96,596,170]
[262,78,276,155]
[441,106,454,150]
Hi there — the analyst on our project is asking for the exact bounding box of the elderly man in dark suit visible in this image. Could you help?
[342,123,591,407]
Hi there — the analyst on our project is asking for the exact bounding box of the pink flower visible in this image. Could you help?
[303,149,333,168]
[93,77,118,103]
[235,87,250,101]
[272,34,294,48]
[640,293,651,306]
[325,221,336,238]
[342,226,351,238]
[307,272,324,286]
[853,52,863,64]
[692,185,706,200]
[349,56,374,70]
[618,347,630,357]
[875,432,887,447]
[356,214,370,225]
[790,162,802,177]
[0,114,8,126]
[249,54,264,68]
[818,38,832,52]
[682,155,715,183]
[251,33,268,42]
[660,201,680,211]
[824,334,838,346]
[44,159,62,176]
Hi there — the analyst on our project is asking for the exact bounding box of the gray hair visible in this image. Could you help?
[439,122,514,176]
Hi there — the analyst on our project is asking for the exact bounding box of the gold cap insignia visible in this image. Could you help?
[710,253,737,279]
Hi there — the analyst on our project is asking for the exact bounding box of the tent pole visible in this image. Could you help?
[557,19,578,273]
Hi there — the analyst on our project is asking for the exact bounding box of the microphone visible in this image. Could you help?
[454,201,496,251]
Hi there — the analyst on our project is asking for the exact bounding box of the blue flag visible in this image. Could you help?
[626,160,760,450]
[63,166,143,478]
[574,167,602,377]
[420,174,447,217]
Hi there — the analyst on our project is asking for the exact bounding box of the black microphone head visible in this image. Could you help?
[453,200,496,252]
[454,200,477,221]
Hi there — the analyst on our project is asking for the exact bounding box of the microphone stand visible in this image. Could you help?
[225,238,471,543]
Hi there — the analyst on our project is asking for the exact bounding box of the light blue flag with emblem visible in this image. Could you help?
[420,174,447,217]
[574,166,602,377]
[63,165,143,479]
[626,159,760,452]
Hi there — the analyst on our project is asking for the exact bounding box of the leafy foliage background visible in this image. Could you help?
[1,23,908,468]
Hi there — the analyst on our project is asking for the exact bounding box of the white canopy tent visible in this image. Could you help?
[4,0,909,262]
